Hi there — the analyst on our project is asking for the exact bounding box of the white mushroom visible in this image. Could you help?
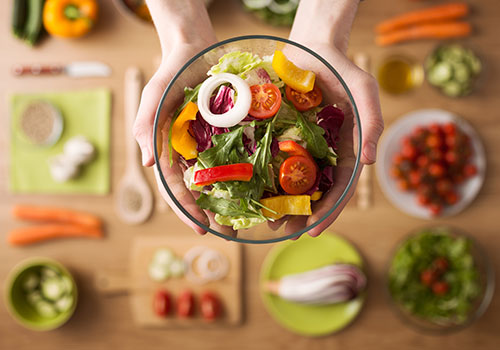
[48,154,79,183]
[63,136,95,165]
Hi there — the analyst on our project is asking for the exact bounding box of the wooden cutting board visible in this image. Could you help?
[96,234,243,328]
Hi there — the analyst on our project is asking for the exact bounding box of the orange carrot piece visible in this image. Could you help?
[376,21,472,47]
[376,3,469,34]
[12,205,102,229]
[7,224,103,246]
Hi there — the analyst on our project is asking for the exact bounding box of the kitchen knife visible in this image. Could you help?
[12,61,112,78]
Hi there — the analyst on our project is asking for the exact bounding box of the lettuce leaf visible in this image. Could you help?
[208,51,263,78]
[214,214,266,230]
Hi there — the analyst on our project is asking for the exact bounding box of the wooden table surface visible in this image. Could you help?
[1,0,499,349]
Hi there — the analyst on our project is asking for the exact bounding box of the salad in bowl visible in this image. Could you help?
[154,36,361,243]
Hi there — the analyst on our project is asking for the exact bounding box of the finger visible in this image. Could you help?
[348,72,384,165]
[284,215,307,236]
[133,70,170,167]
[306,164,363,237]
[267,216,289,231]
[155,130,209,235]
[204,210,238,239]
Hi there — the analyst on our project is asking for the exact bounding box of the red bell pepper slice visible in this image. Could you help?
[278,140,314,161]
[194,163,254,186]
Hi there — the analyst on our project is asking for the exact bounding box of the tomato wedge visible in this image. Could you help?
[153,289,171,317]
[200,291,221,322]
[194,163,253,186]
[285,84,323,112]
[279,156,317,195]
[249,83,282,119]
[177,290,194,318]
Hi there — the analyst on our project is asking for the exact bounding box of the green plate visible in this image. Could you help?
[260,233,365,336]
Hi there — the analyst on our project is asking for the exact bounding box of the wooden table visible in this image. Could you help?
[1,1,499,349]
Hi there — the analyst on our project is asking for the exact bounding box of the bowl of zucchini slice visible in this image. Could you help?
[5,258,77,331]
[425,44,482,98]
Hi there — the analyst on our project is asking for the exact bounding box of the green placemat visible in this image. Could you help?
[9,88,111,194]
[260,233,365,336]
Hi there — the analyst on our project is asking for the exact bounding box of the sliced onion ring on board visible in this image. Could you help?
[184,246,230,284]
[197,73,251,128]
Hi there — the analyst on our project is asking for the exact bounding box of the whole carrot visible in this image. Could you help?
[376,21,472,46]
[8,224,103,246]
[12,205,102,229]
[376,3,469,35]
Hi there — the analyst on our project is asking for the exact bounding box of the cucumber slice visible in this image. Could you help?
[268,0,299,14]
[26,291,42,306]
[55,295,74,313]
[452,63,471,83]
[148,262,169,282]
[169,259,186,278]
[41,267,58,280]
[61,275,74,294]
[152,248,175,267]
[41,278,65,301]
[464,52,482,75]
[22,272,40,291]
[35,300,58,318]
[442,45,465,63]
[428,62,452,86]
[243,0,272,9]
[442,81,464,97]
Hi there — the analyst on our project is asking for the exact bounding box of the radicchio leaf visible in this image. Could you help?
[317,105,344,151]
[190,112,229,153]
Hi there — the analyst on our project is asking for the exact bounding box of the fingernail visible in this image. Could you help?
[363,141,377,163]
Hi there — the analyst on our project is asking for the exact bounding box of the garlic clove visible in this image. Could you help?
[48,154,80,183]
[63,136,95,165]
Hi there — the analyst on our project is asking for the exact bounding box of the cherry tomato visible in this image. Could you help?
[420,269,436,286]
[429,203,443,216]
[432,281,449,296]
[445,150,459,165]
[433,257,449,273]
[401,144,417,160]
[429,123,442,135]
[390,166,403,179]
[417,193,431,206]
[429,163,446,178]
[426,134,442,149]
[436,178,453,195]
[249,84,282,119]
[397,178,410,191]
[445,191,459,205]
[153,289,171,317]
[443,122,456,136]
[393,153,404,165]
[409,170,422,188]
[177,290,194,318]
[464,164,477,177]
[285,84,323,112]
[200,291,221,322]
[279,156,317,195]
[445,134,457,149]
[417,155,430,168]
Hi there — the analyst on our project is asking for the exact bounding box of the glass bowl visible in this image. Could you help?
[385,225,495,334]
[153,35,362,244]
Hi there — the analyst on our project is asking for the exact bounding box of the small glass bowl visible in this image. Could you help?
[385,225,495,334]
[153,35,362,244]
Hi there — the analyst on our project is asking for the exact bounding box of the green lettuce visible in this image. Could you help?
[214,214,266,230]
[208,51,263,78]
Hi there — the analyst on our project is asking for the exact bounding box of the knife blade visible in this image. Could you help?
[12,61,112,78]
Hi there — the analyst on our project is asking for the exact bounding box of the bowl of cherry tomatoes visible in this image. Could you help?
[376,109,486,219]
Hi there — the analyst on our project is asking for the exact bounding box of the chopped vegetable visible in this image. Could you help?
[22,272,40,291]
[311,191,322,201]
[12,204,102,229]
[260,195,312,220]
[153,289,171,317]
[279,156,317,195]
[272,50,315,93]
[426,44,481,97]
[376,3,469,35]
[285,84,323,112]
[197,73,252,128]
[184,246,230,284]
[148,248,184,282]
[194,163,254,186]
[278,140,314,161]
[171,101,199,160]
[177,290,195,318]
[200,291,222,322]
[41,278,65,301]
[249,83,282,119]
[8,224,103,246]
[376,21,472,47]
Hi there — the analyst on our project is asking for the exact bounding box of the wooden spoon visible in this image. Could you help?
[115,67,153,224]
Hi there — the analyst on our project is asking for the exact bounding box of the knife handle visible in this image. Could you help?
[12,64,64,76]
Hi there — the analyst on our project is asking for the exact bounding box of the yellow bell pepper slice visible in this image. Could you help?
[311,191,323,201]
[260,195,312,220]
[171,102,198,160]
[272,50,315,93]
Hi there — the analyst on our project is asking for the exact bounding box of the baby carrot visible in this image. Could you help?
[376,21,472,46]
[376,3,469,35]
[12,205,102,229]
[8,224,103,246]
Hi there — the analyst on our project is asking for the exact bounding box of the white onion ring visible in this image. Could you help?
[197,73,251,128]
[183,246,229,284]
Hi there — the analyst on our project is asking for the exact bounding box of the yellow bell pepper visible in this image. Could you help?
[272,50,315,93]
[171,102,199,160]
[260,195,312,220]
[43,0,98,38]
[311,191,323,201]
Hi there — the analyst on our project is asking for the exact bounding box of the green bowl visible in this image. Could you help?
[4,257,78,331]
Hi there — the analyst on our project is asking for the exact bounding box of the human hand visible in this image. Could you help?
[133,0,217,235]
[270,0,384,237]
